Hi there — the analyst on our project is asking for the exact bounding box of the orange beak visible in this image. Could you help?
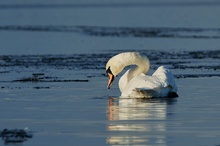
[107,72,114,89]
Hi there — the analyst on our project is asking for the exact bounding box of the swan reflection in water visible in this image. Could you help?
[106,97,176,145]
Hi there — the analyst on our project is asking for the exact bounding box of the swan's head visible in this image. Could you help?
[106,66,115,89]
[106,63,124,89]
[106,54,124,89]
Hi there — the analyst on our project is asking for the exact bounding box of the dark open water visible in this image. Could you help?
[0,1,220,146]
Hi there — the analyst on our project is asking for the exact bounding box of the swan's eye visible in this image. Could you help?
[106,66,112,75]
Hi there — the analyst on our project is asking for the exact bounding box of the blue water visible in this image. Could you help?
[0,1,220,146]
[1,0,220,55]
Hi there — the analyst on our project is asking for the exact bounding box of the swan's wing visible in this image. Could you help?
[121,74,165,97]
[152,66,177,93]
[131,88,160,98]
[121,68,178,98]
[131,86,173,98]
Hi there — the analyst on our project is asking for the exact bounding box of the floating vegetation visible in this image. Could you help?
[0,50,219,87]
[0,50,219,70]
[0,25,220,39]
[0,128,33,144]
[13,73,89,82]
[175,74,220,78]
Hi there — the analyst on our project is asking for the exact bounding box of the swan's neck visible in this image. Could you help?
[127,65,145,81]
[118,53,150,92]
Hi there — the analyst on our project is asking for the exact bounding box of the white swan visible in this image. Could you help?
[106,52,178,98]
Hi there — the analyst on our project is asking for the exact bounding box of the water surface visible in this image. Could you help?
[0,1,220,145]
